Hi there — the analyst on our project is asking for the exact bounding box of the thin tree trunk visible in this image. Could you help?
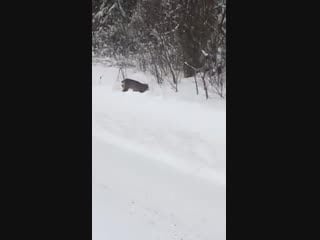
[194,72,199,95]
[201,72,209,99]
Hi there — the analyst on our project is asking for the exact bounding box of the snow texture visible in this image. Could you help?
[92,60,226,240]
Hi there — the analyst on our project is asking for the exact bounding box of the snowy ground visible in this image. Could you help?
[92,60,226,240]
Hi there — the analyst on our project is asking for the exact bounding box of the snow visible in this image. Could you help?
[201,49,209,57]
[92,61,226,240]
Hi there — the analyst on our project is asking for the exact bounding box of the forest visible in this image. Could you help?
[92,0,226,98]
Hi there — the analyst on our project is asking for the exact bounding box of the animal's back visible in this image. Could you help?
[121,78,149,93]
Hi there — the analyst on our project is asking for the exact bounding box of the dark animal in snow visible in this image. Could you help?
[121,78,149,93]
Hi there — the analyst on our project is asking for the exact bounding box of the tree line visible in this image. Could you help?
[92,0,226,98]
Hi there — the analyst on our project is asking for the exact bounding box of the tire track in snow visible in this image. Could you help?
[93,119,225,185]
[93,136,225,240]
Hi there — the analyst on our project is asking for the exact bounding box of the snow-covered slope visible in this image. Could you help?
[92,61,226,240]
